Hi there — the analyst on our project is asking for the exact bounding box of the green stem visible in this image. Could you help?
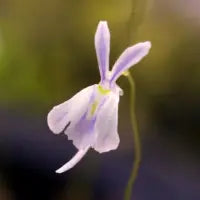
[124,71,142,200]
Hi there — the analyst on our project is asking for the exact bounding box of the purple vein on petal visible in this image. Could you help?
[75,112,96,135]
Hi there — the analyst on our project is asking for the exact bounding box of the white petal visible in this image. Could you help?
[95,21,110,83]
[93,92,120,153]
[66,85,107,150]
[110,41,151,83]
[56,146,90,173]
[47,85,94,134]
[66,113,97,150]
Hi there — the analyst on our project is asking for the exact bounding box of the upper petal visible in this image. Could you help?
[95,21,110,83]
[47,85,94,134]
[110,41,151,84]
[93,91,120,153]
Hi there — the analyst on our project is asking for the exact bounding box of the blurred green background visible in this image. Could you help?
[0,0,199,199]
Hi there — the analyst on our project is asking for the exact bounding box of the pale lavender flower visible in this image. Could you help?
[47,21,151,173]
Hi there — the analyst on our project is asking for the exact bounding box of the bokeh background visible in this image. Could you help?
[0,0,200,199]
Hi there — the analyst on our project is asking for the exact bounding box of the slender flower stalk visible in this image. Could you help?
[123,71,141,200]
[123,0,149,197]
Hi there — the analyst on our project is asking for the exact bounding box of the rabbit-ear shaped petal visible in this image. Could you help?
[110,41,151,84]
[95,21,110,83]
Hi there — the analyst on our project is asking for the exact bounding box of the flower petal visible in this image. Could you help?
[56,146,90,173]
[66,85,110,150]
[95,21,110,83]
[47,85,94,135]
[66,110,97,150]
[93,92,120,153]
[110,41,151,84]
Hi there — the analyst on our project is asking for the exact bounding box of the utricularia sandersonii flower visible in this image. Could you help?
[47,21,151,173]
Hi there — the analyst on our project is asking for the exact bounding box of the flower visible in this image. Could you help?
[47,21,151,173]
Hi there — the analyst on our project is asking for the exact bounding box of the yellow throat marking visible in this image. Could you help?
[89,85,110,117]
[97,84,110,95]
[90,101,98,116]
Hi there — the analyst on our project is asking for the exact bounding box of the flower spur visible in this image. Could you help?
[47,21,151,173]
